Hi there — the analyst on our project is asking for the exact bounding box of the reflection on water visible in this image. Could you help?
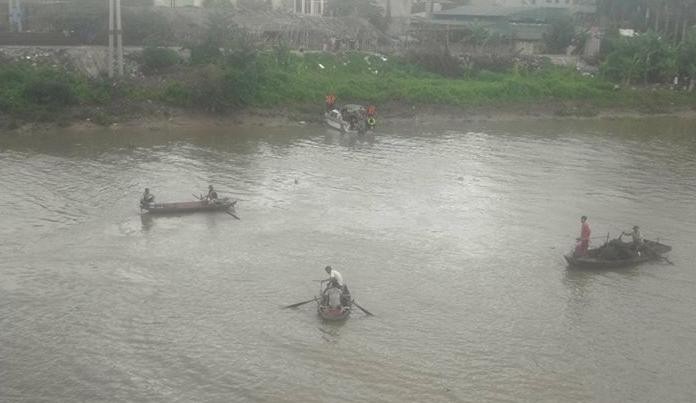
[2,117,696,403]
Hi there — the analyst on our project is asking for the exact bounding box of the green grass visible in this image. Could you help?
[2,51,695,125]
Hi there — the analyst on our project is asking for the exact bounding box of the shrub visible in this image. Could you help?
[141,47,181,74]
[404,50,463,78]
[24,80,78,106]
[600,31,676,84]
[544,15,574,54]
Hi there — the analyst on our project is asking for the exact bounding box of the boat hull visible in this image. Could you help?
[565,240,671,269]
[317,284,352,321]
[317,305,351,321]
[141,199,236,215]
[324,106,372,134]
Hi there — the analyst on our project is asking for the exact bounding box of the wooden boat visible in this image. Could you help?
[564,239,671,269]
[325,104,374,134]
[140,197,236,215]
[317,281,352,321]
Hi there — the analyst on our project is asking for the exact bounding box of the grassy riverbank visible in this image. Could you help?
[2,51,696,130]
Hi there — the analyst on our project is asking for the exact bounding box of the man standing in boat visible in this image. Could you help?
[204,185,219,205]
[576,216,591,256]
[325,94,336,111]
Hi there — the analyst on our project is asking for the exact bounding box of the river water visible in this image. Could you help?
[1,116,695,402]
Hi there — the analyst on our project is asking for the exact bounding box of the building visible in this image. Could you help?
[292,0,324,16]
[467,0,595,13]
[154,0,204,6]
[423,1,596,54]
[154,0,288,9]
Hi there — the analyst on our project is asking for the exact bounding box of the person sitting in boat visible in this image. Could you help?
[325,285,342,308]
[621,225,644,252]
[141,188,155,207]
[206,185,218,203]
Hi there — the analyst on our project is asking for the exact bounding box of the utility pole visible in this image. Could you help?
[116,0,124,77]
[108,0,114,78]
[107,0,124,78]
[9,0,23,32]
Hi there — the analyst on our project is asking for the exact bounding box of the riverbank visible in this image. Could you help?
[6,100,696,135]
[2,50,696,133]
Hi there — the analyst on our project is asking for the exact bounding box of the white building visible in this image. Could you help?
[292,0,324,16]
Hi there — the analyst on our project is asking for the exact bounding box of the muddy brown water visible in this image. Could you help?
[1,117,696,402]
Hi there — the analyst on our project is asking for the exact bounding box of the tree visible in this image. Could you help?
[677,28,696,90]
[601,30,677,84]
[544,15,575,54]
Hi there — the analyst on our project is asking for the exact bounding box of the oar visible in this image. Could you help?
[192,193,204,200]
[225,209,240,220]
[283,298,317,309]
[351,300,374,316]
[661,256,675,265]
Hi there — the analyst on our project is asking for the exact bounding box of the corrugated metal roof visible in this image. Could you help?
[434,6,529,17]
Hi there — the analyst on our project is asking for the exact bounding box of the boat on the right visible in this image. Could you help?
[564,238,672,269]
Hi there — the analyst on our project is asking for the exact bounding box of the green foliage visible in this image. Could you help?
[0,63,113,121]
[601,31,677,84]
[543,15,575,54]
[24,80,77,106]
[677,29,696,77]
[141,47,181,74]
[404,50,464,78]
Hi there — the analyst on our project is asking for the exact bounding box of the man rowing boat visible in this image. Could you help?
[206,185,218,203]
[323,265,350,306]
[141,188,155,207]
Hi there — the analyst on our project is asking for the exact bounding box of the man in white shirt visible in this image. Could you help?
[325,265,344,288]
[323,265,350,306]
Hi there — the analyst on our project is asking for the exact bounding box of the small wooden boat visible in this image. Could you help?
[140,197,236,215]
[317,281,352,321]
[564,239,671,269]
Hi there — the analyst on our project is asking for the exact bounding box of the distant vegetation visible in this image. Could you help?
[2,10,696,126]
[600,28,696,89]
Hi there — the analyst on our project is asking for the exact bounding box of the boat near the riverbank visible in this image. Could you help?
[564,239,671,269]
[325,104,375,134]
[140,198,237,216]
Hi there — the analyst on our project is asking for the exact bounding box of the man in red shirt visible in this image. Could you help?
[576,215,591,256]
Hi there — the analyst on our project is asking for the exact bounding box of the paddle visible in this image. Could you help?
[351,300,374,316]
[283,298,317,309]
[225,209,240,220]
